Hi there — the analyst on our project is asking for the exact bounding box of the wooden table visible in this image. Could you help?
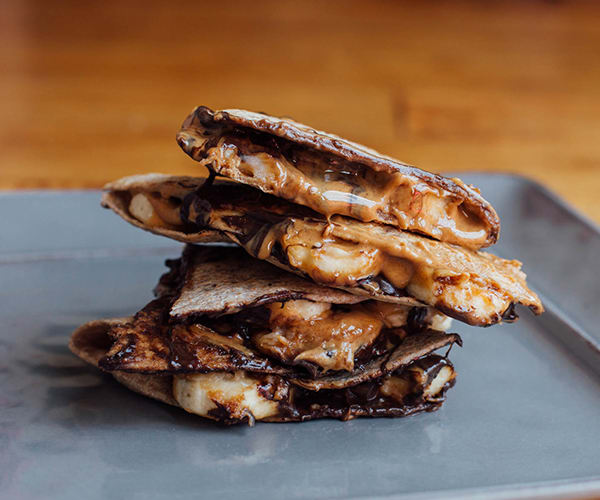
[1,0,599,224]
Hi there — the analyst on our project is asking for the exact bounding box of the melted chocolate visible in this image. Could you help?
[264,355,455,423]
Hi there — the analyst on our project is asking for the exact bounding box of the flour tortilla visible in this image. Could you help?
[70,319,457,423]
[71,314,460,392]
[171,245,364,319]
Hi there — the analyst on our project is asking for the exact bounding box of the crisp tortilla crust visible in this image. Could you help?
[171,245,364,319]
[95,296,460,390]
[179,183,542,326]
[69,319,177,407]
[101,175,542,325]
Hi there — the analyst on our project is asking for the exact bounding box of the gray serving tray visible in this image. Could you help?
[1,174,599,500]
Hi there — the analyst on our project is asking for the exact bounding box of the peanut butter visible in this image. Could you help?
[194,134,491,249]
[253,300,386,372]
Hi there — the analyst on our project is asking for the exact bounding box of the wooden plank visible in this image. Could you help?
[1,0,599,222]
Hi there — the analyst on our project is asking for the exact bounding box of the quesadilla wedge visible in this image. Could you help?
[176,106,500,249]
[102,175,543,326]
[71,317,458,424]
[69,245,460,424]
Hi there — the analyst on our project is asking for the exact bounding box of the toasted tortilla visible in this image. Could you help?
[171,245,365,319]
[176,106,500,249]
[69,319,177,406]
[95,296,291,375]
[101,174,541,326]
[163,245,452,374]
[180,183,542,326]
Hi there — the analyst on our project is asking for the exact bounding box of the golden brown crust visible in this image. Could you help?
[171,245,365,319]
[73,304,460,391]
[101,174,541,326]
[179,184,543,326]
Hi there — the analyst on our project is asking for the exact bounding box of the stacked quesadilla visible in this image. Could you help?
[70,106,543,425]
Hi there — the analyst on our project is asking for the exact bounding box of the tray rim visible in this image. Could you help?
[360,476,600,500]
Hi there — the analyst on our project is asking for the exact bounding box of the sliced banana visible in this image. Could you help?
[128,192,183,228]
[173,372,282,422]
[129,193,164,227]
[380,362,456,403]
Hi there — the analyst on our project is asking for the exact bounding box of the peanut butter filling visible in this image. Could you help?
[221,215,542,326]
[176,106,501,249]
[184,133,493,249]
[254,300,385,373]
[252,299,449,373]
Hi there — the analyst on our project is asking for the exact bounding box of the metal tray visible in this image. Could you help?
[1,174,599,500]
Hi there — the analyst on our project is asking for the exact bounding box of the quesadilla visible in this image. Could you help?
[102,174,543,326]
[70,105,544,427]
[176,106,500,249]
[70,246,460,424]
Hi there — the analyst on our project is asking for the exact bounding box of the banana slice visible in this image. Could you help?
[173,372,284,422]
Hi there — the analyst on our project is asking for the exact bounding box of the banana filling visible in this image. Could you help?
[198,213,540,326]
[173,355,456,424]
[173,371,284,422]
[128,191,184,229]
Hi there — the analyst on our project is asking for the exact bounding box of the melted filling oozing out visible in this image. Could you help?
[244,218,520,325]
[199,133,489,247]
[129,191,183,229]
[252,299,450,373]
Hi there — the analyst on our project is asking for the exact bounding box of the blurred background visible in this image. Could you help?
[1,0,599,222]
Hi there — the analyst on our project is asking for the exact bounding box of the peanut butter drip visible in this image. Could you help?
[251,299,450,373]
[188,133,493,249]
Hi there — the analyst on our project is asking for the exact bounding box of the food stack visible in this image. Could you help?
[70,106,542,424]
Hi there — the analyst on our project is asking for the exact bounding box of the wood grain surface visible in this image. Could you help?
[1,0,599,223]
